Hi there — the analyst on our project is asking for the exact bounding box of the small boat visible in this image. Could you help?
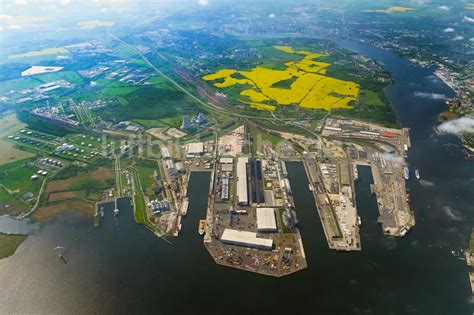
[114,208,119,216]
[357,216,361,226]
[180,197,189,216]
[100,206,104,218]
[353,164,359,182]
[403,167,410,180]
[405,193,411,204]
[415,169,420,180]
[308,184,315,192]
[399,226,409,237]
[198,219,206,235]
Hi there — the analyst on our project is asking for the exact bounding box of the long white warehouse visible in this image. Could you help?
[236,157,249,205]
[256,208,277,232]
[221,229,273,250]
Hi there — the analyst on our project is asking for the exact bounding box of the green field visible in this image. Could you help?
[96,80,139,97]
[0,158,41,202]
[0,234,27,260]
[35,71,84,85]
[0,77,40,94]
[136,164,157,197]
[359,89,385,106]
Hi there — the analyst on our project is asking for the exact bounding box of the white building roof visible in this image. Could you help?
[161,147,171,159]
[221,229,273,250]
[220,157,234,164]
[236,157,248,205]
[186,142,204,154]
[256,208,277,232]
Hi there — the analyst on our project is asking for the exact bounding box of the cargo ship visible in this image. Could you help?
[415,169,420,180]
[198,219,206,235]
[403,166,410,180]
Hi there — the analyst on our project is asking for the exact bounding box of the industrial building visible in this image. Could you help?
[220,157,234,172]
[220,157,234,164]
[181,115,191,130]
[175,162,186,174]
[221,175,229,200]
[148,200,170,214]
[161,147,171,159]
[236,157,249,205]
[256,208,277,232]
[249,158,265,204]
[185,142,204,156]
[165,159,176,175]
[220,229,273,250]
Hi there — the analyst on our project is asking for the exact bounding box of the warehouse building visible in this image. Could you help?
[256,208,277,232]
[221,175,229,200]
[185,142,204,156]
[220,229,273,250]
[220,157,234,164]
[236,157,249,205]
[161,147,171,159]
[249,158,264,204]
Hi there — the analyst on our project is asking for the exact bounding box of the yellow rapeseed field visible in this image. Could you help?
[365,6,416,14]
[203,46,359,111]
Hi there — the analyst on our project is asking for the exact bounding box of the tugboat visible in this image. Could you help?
[403,166,410,180]
[198,219,206,235]
[415,169,420,180]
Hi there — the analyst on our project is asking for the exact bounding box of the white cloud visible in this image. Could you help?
[268,13,275,18]
[197,0,209,6]
[442,206,462,221]
[59,0,71,5]
[15,0,27,5]
[453,35,464,41]
[419,179,435,187]
[470,38,474,42]
[414,91,447,100]
[464,16,474,23]
[0,14,13,20]
[7,24,22,29]
[437,117,474,135]
[443,27,454,32]
[438,5,449,11]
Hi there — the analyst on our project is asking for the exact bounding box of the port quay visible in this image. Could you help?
[133,118,415,277]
